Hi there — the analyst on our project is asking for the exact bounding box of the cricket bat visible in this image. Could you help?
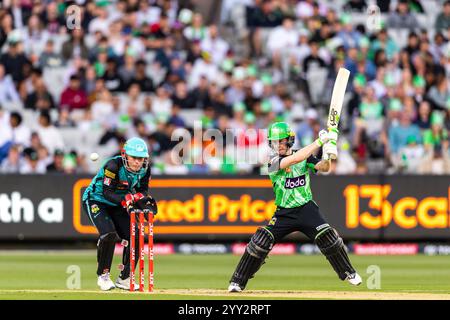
[324,68,350,160]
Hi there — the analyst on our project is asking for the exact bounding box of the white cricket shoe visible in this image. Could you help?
[115,277,138,291]
[228,282,243,292]
[346,272,362,286]
[97,272,115,291]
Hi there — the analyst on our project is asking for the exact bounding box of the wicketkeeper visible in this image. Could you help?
[82,137,158,291]
[228,122,361,292]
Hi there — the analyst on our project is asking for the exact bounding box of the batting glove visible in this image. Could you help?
[328,127,339,141]
[315,130,333,147]
[322,140,338,160]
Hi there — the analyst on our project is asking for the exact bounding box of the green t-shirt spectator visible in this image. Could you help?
[359,101,384,120]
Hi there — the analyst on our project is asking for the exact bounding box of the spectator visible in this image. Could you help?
[0,38,30,84]
[168,105,187,128]
[347,74,366,120]
[225,73,246,106]
[296,0,320,20]
[427,72,450,111]
[21,14,49,62]
[295,108,318,147]
[88,4,110,35]
[24,77,55,111]
[412,75,426,105]
[200,25,230,67]
[148,13,173,46]
[118,50,137,87]
[421,111,449,173]
[0,107,13,163]
[154,36,177,71]
[54,108,76,128]
[435,0,450,31]
[266,16,298,68]
[172,80,196,109]
[9,111,30,147]
[336,14,361,50]
[415,101,432,130]
[388,111,422,157]
[183,12,208,41]
[189,51,222,89]
[369,29,399,62]
[186,40,203,66]
[59,75,88,111]
[39,39,64,68]
[335,139,357,174]
[249,0,284,56]
[151,85,173,118]
[132,60,154,93]
[0,63,21,106]
[167,53,187,82]
[91,89,114,125]
[0,14,14,49]
[61,29,90,62]
[37,144,52,168]
[387,0,420,30]
[127,118,149,141]
[137,0,162,26]
[353,87,385,157]
[397,135,425,173]
[20,147,46,174]
[102,57,125,92]
[445,100,450,131]
[7,0,31,29]
[0,144,22,174]
[119,82,146,114]
[41,1,64,34]
[46,149,66,173]
[302,40,326,73]
[343,0,367,12]
[35,111,64,154]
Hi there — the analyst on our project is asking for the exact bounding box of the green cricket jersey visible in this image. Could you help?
[268,151,320,208]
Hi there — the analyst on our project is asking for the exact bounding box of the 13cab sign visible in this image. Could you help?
[344,185,450,230]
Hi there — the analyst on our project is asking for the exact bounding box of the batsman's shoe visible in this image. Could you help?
[346,272,362,286]
[97,273,115,291]
[228,282,243,293]
[115,277,138,291]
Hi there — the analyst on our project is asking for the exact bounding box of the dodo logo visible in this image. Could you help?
[284,175,306,189]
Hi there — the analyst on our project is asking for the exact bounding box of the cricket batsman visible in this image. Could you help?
[228,122,361,292]
[82,137,158,291]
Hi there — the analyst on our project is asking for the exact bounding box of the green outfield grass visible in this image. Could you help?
[1,251,450,299]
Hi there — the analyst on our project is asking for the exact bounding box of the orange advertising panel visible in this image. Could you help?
[73,179,276,235]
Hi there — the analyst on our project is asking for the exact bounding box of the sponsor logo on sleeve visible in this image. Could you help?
[104,169,116,179]
[103,177,111,186]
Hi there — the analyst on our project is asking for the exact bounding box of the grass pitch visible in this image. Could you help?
[1,251,450,300]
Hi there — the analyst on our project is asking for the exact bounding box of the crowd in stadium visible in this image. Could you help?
[0,0,449,175]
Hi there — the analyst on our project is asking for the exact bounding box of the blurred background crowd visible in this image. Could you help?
[0,0,449,175]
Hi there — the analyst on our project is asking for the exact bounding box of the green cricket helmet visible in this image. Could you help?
[121,137,150,172]
[267,122,295,149]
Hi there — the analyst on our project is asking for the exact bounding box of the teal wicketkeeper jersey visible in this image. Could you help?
[267,151,320,208]
[82,156,150,206]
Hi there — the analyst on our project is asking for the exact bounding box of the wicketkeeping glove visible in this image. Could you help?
[135,195,158,215]
[121,193,145,210]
